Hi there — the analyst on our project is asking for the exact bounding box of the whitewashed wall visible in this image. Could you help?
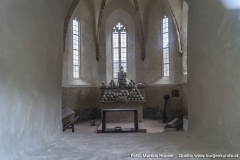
[187,0,240,146]
[0,0,65,158]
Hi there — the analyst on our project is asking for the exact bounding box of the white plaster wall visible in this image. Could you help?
[144,0,165,83]
[63,0,184,86]
[187,0,240,147]
[63,0,76,17]
[143,0,182,84]
[62,0,98,87]
[168,0,183,27]
[0,0,65,158]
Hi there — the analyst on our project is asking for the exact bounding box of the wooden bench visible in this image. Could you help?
[63,116,79,132]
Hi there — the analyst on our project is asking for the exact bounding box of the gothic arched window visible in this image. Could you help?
[73,18,80,79]
[163,15,169,77]
[112,22,127,78]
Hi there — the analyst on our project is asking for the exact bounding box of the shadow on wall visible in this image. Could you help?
[143,106,186,121]
[75,107,101,122]
[143,84,188,121]
[62,87,102,122]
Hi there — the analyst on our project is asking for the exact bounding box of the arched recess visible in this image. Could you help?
[145,0,182,84]
[97,0,140,84]
[133,0,145,61]
[62,1,98,87]
[63,0,81,52]
[105,8,136,83]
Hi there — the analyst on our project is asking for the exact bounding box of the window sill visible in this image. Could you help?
[182,74,188,83]
[65,79,91,87]
[148,77,173,86]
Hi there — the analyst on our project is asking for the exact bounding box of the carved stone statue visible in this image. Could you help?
[118,66,127,88]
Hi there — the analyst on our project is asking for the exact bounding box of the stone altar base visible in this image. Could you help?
[100,101,144,123]
[97,122,146,133]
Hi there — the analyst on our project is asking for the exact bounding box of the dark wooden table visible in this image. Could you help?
[102,109,138,133]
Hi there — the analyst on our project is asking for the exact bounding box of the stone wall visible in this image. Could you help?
[144,84,187,121]
[101,102,143,123]
[62,87,101,122]
[63,84,188,122]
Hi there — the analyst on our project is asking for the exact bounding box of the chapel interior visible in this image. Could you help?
[1,0,240,159]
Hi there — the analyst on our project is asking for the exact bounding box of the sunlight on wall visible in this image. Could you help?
[220,0,240,10]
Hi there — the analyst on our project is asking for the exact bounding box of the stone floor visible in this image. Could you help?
[64,119,167,133]
[23,131,239,160]
[9,120,240,160]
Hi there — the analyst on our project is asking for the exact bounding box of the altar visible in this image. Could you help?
[99,66,145,123]
[100,99,145,122]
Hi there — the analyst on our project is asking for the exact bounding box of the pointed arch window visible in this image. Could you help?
[112,22,127,78]
[73,18,80,79]
[163,15,169,77]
